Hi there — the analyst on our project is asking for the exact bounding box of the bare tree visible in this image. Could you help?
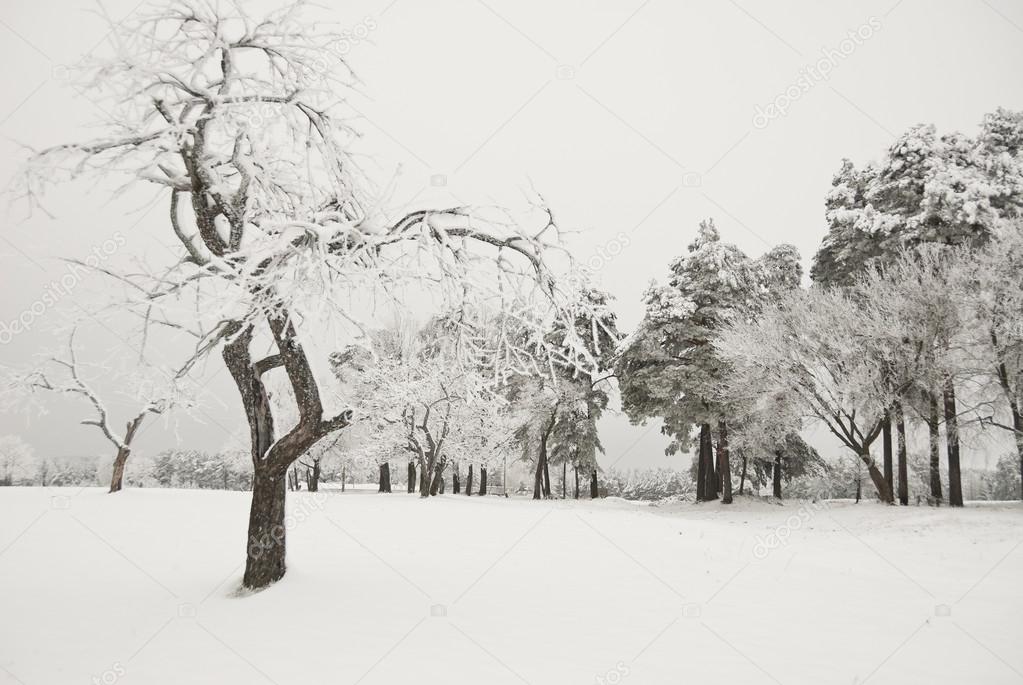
[8,328,194,493]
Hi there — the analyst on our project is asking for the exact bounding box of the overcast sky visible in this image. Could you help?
[2,0,1022,471]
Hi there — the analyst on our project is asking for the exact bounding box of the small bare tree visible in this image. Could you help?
[6,328,195,493]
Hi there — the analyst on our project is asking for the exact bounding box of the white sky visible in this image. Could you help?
[2,0,1022,471]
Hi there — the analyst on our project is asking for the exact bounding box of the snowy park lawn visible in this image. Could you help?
[1,488,1021,685]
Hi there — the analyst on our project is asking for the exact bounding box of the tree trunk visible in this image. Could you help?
[697,423,718,502]
[407,461,416,493]
[453,463,460,494]
[772,451,783,499]
[479,467,487,496]
[419,463,430,498]
[307,459,320,492]
[882,410,894,502]
[590,469,598,498]
[574,464,579,499]
[738,456,747,496]
[243,465,287,589]
[429,461,444,496]
[466,464,473,496]
[561,461,567,499]
[341,464,346,492]
[860,449,892,503]
[717,421,733,504]
[894,400,909,506]
[109,447,130,493]
[943,379,964,507]
[928,394,943,503]
[378,462,391,493]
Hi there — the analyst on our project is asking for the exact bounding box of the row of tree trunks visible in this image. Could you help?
[378,462,391,493]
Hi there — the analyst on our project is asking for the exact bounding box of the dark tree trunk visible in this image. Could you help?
[479,467,487,496]
[419,460,431,498]
[453,464,460,494]
[697,423,718,502]
[717,421,733,504]
[928,395,943,503]
[466,464,473,496]
[429,462,444,496]
[943,379,964,507]
[738,456,748,495]
[590,469,598,498]
[244,465,287,589]
[772,451,783,499]
[307,459,321,492]
[378,462,391,493]
[109,447,130,494]
[894,400,909,506]
[407,461,416,493]
[860,449,892,503]
[882,410,894,502]
[561,461,567,499]
[574,464,579,499]
[109,414,145,493]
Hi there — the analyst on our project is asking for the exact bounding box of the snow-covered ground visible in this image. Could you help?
[0,488,1020,685]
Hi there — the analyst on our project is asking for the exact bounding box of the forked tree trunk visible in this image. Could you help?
[378,462,391,493]
[224,321,351,590]
[928,396,943,503]
[882,411,894,502]
[407,461,416,493]
[943,379,964,507]
[466,464,473,496]
[772,452,783,499]
[590,469,598,498]
[738,456,748,496]
[895,400,909,506]
[717,421,733,504]
[479,467,487,496]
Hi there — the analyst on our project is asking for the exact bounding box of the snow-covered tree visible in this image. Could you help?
[19,1,608,589]
[616,220,801,503]
[0,435,35,486]
[4,328,196,493]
